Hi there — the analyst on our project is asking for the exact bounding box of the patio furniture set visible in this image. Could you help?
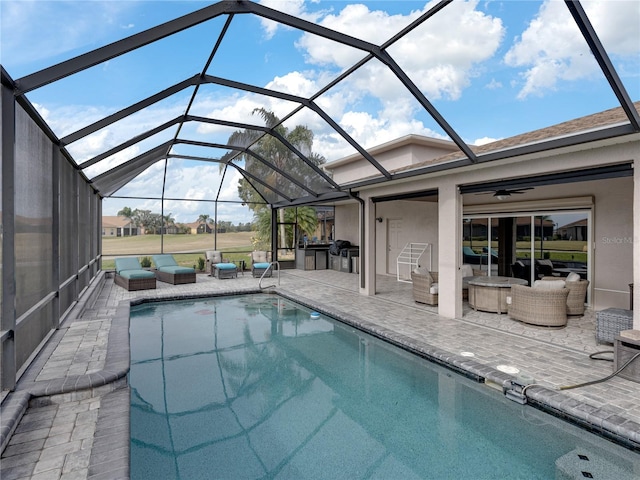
[412,267,592,328]
[114,251,274,290]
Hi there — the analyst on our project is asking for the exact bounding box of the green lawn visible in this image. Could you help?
[102,232,256,270]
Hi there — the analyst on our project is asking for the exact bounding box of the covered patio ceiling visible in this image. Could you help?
[2,0,639,213]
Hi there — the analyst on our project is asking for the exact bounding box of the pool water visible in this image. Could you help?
[129,294,639,479]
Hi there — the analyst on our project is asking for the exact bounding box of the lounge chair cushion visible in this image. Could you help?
[206,250,222,263]
[115,257,144,274]
[152,254,178,268]
[151,255,195,274]
[253,262,270,269]
[252,251,269,263]
[217,263,237,270]
[118,269,155,280]
[157,265,195,274]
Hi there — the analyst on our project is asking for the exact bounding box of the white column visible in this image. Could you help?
[361,196,376,295]
[438,181,463,318]
[634,158,639,328]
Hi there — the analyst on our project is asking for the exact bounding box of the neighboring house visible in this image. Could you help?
[187,221,214,234]
[557,219,588,241]
[324,102,638,318]
[101,216,140,237]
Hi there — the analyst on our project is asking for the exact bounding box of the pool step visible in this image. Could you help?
[555,449,636,480]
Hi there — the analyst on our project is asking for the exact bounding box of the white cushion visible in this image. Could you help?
[461,264,474,278]
[429,283,439,295]
[566,272,581,282]
[533,279,566,290]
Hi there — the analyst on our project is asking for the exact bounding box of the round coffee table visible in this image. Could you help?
[468,276,528,314]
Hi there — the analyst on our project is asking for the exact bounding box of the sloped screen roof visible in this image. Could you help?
[2,0,639,219]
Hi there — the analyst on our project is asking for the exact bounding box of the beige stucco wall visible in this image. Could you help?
[334,203,360,245]
[591,176,634,309]
[373,200,439,275]
[326,141,458,185]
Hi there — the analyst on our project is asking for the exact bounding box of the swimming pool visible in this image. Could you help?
[129,294,639,479]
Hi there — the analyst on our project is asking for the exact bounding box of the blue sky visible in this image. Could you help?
[2,0,639,224]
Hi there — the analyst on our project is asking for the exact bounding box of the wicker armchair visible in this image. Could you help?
[507,284,569,327]
[541,277,589,315]
[411,271,439,306]
[205,250,223,276]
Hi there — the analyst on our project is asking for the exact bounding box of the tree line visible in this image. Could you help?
[115,207,253,234]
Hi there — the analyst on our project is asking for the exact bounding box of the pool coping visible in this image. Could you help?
[2,287,639,478]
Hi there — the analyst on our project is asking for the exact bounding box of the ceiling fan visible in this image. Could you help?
[476,187,534,200]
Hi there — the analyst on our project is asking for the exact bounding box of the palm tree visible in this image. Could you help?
[197,214,211,233]
[222,108,325,249]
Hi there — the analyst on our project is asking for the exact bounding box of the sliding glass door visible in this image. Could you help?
[463,211,590,290]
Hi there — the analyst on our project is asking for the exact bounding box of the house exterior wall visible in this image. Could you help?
[373,200,439,275]
[326,141,458,185]
[333,136,638,317]
[334,204,359,245]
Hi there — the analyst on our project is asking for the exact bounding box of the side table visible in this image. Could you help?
[596,308,633,344]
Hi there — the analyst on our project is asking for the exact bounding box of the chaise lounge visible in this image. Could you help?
[114,257,156,291]
[151,254,196,285]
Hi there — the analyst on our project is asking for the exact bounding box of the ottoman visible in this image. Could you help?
[252,262,271,278]
[215,263,238,279]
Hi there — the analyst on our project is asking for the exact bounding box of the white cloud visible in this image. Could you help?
[473,136,500,146]
[296,1,504,101]
[504,0,640,99]
[485,78,502,90]
[257,0,327,39]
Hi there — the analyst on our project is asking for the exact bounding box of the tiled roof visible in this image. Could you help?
[101,216,134,228]
[393,101,640,174]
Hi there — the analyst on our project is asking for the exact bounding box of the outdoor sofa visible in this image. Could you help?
[540,274,589,315]
[114,257,156,291]
[507,281,569,327]
[152,254,196,285]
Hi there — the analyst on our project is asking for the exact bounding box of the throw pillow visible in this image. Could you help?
[416,266,430,276]
[566,272,581,282]
[461,264,474,278]
[429,283,439,295]
[533,279,566,290]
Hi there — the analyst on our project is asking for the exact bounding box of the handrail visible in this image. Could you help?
[259,261,280,289]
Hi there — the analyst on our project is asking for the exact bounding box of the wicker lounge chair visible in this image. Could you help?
[251,251,272,278]
[541,276,589,315]
[507,283,569,327]
[151,254,196,285]
[411,270,438,305]
[114,257,156,291]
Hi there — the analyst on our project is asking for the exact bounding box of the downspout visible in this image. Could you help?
[348,190,365,289]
